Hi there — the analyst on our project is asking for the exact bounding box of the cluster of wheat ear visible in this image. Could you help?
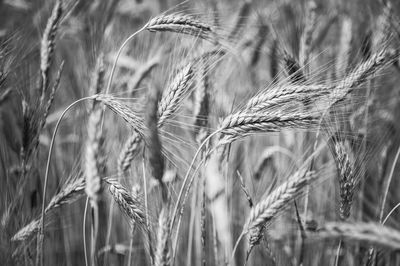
[4,0,400,265]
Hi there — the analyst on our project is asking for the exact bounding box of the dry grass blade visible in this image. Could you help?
[146,88,165,190]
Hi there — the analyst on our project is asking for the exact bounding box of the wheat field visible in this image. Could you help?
[1,0,400,265]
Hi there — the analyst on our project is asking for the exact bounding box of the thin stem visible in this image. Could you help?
[142,155,153,263]
[383,202,400,225]
[104,26,146,96]
[334,239,342,266]
[83,197,89,266]
[100,25,146,132]
[37,96,94,266]
[127,224,135,266]
[379,144,400,222]
[231,231,245,264]
[186,178,199,264]
[90,203,99,266]
[171,147,217,262]
[104,199,114,265]
[169,130,221,232]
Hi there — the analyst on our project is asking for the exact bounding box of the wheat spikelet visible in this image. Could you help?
[332,48,396,104]
[329,136,355,220]
[217,112,319,146]
[299,0,317,69]
[244,84,329,113]
[94,94,145,136]
[245,169,316,250]
[105,178,145,225]
[117,131,142,177]
[84,106,102,204]
[12,174,85,242]
[40,0,63,100]
[32,61,64,153]
[146,13,213,41]
[314,222,400,250]
[12,220,41,242]
[158,63,194,127]
[46,175,85,212]
[154,206,171,266]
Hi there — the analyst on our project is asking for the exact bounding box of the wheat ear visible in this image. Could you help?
[40,0,63,103]
[245,169,316,251]
[314,222,400,250]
